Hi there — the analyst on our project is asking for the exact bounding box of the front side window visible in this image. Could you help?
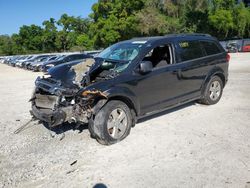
[142,44,172,68]
[178,41,204,61]
[201,41,222,55]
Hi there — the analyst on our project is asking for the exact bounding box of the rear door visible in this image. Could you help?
[174,39,225,102]
[173,40,207,101]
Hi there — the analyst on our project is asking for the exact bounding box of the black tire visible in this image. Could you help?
[88,100,132,145]
[199,76,223,105]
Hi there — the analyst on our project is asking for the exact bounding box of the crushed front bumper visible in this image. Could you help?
[31,93,73,127]
[31,104,73,127]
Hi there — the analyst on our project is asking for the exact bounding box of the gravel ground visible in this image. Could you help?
[0,53,250,188]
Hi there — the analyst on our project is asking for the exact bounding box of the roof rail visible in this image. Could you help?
[165,33,211,37]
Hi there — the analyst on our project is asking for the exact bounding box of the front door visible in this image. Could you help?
[130,43,187,115]
[134,63,189,114]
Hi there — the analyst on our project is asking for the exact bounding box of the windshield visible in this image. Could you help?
[38,57,48,62]
[98,42,143,61]
[27,56,34,60]
[56,55,66,61]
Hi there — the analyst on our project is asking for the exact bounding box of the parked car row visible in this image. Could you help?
[0,51,100,72]
[220,38,250,53]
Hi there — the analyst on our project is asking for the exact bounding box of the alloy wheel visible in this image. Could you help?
[107,108,128,139]
[209,80,221,101]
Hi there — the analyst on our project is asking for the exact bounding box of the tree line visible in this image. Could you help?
[0,0,250,55]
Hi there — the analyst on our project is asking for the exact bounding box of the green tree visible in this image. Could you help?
[76,34,94,50]
[210,0,236,11]
[136,0,187,35]
[71,17,90,34]
[42,18,57,52]
[55,30,68,52]
[90,0,144,47]
[57,13,76,32]
[56,14,91,51]
[0,35,14,55]
[11,34,24,54]
[18,24,44,53]
[233,3,250,38]
[136,7,170,35]
[184,0,210,33]
[209,9,234,38]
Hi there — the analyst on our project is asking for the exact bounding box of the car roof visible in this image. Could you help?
[124,33,214,44]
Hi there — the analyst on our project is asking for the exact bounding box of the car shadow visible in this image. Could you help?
[93,183,107,188]
[137,101,196,124]
[42,121,88,135]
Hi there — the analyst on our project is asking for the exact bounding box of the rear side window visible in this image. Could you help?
[201,41,222,55]
[178,41,204,61]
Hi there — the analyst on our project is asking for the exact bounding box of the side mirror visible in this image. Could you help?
[139,61,153,74]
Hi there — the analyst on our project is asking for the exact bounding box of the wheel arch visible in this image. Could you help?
[107,96,138,115]
[92,90,140,118]
[214,72,226,87]
[201,67,226,95]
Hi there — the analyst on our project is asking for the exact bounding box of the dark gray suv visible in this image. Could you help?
[30,34,229,145]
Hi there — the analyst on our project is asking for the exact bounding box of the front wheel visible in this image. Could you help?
[199,76,223,105]
[89,100,132,145]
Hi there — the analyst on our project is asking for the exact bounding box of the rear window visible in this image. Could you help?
[201,41,222,55]
[178,41,204,61]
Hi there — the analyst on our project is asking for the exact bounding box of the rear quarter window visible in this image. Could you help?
[201,41,222,55]
[177,41,204,61]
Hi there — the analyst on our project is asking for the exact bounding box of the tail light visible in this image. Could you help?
[226,53,230,63]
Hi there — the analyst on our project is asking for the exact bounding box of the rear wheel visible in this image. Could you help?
[199,76,223,105]
[89,100,132,145]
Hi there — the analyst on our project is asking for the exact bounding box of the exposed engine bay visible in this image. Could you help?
[30,57,123,127]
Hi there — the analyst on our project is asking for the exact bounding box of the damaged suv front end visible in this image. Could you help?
[30,58,112,127]
[30,40,142,131]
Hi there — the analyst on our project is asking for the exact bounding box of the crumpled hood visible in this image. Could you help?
[47,58,103,80]
[45,57,118,95]
[46,58,103,87]
[47,61,77,80]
